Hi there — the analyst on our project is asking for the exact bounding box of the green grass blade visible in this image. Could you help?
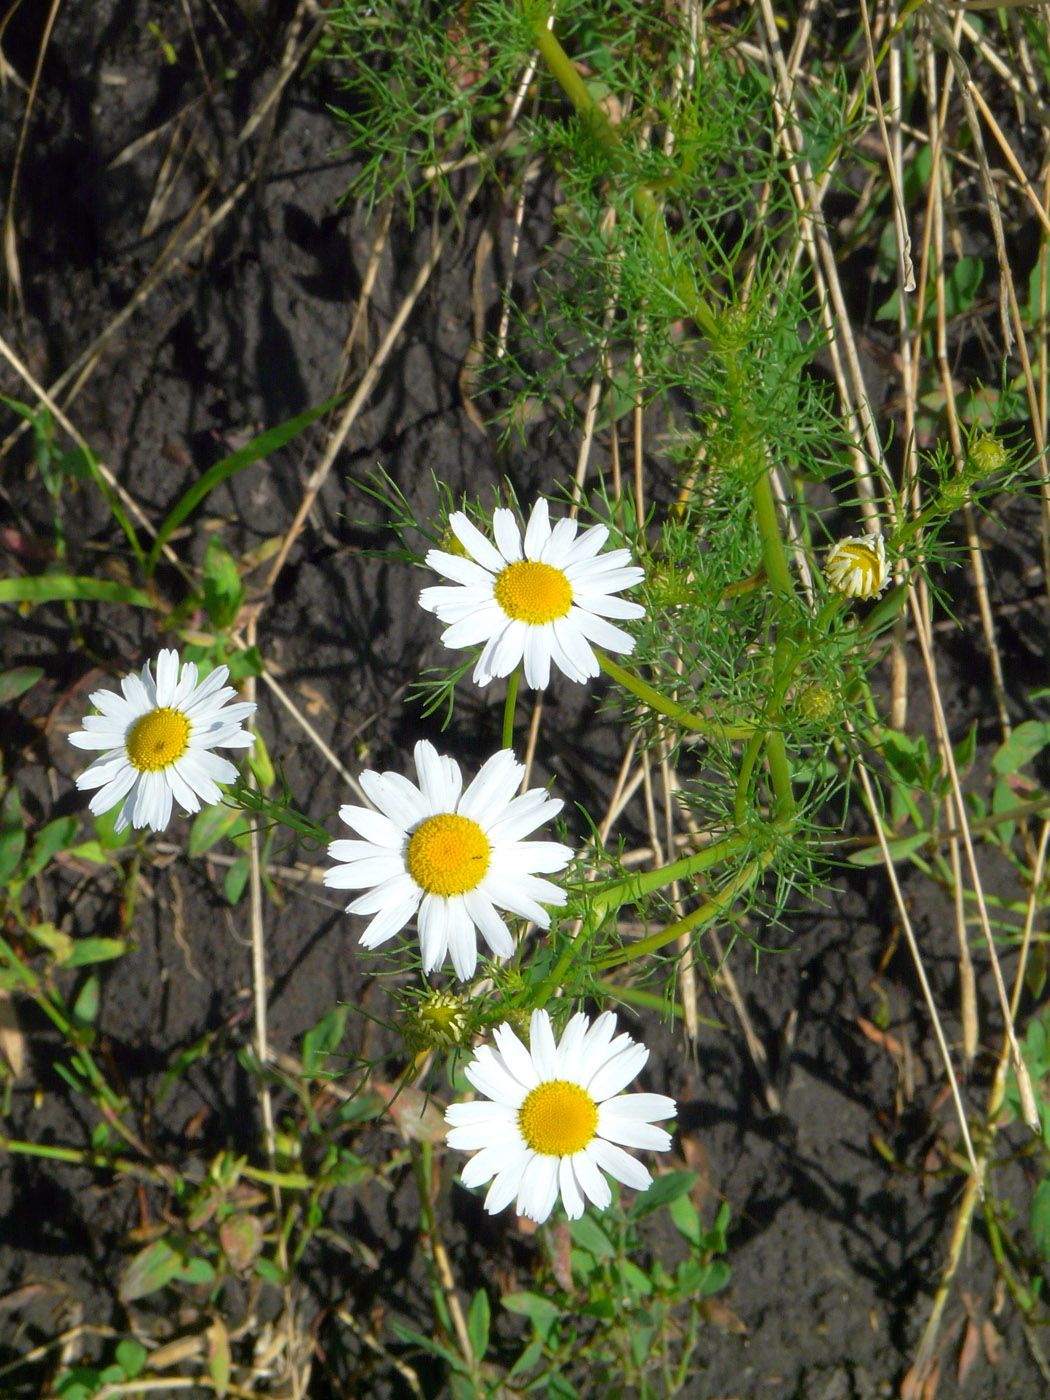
[145,395,341,576]
[0,576,155,608]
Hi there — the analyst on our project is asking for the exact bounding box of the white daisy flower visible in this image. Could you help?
[324,740,573,980]
[419,498,646,689]
[445,1008,676,1224]
[823,533,889,599]
[68,650,256,834]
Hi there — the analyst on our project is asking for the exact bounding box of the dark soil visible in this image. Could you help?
[0,4,1045,1398]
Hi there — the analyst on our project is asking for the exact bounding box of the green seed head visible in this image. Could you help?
[968,435,1008,476]
[403,992,469,1052]
[796,682,837,725]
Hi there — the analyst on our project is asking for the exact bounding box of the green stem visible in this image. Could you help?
[594,847,777,969]
[502,666,520,750]
[548,833,748,987]
[596,651,756,738]
[751,469,795,599]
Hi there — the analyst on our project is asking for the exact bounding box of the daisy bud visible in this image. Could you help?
[823,534,888,601]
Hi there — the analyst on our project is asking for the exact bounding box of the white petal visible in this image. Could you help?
[537,515,579,565]
[173,752,225,806]
[465,1048,529,1107]
[439,608,508,650]
[413,741,462,811]
[445,898,480,980]
[87,764,138,815]
[573,1148,612,1210]
[458,749,522,825]
[336,802,405,849]
[570,611,638,655]
[75,749,132,789]
[522,499,552,558]
[587,1138,652,1192]
[445,1100,518,1131]
[516,1152,560,1223]
[522,626,552,689]
[599,1092,677,1124]
[349,873,419,915]
[586,1042,649,1101]
[529,1010,558,1080]
[559,522,609,567]
[460,890,514,960]
[357,771,425,832]
[154,650,180,706]
[492,1023,540,1089]
[482,1154,533,1213]
[323,854,405,889]
[558,1156,585,1219]
[596,1117,673,1151]
[423,549,497,588]
[417,894,450,974]
[460,1140,528,1189]
[573,593,646,620]
[550,616,599,682]
[450,512,506,573]
[492,508,524,562]
[357,897,419,947]
[164,763,202,815]
[492,838,573,876]
[474,620,526,684]
[180,747,237,787]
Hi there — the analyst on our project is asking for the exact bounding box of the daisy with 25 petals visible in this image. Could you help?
[68,650,256,833]
[323,741,572,980]
[445,1008,676,1224]
[419,499,646,689]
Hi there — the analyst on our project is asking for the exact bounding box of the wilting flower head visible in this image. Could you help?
[419,499,646,689]
[445,1008,676,1224]
[68,650,256,833]
[323,741,573,980]
[824,534,888,600]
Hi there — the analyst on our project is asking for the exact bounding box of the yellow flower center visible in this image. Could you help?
[406,814,491,896]
[494,560,573,624]
[126,707,191,772]
[518,1079,599,1156]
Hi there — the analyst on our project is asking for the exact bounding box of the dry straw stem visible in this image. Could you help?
[851,749,981,1180]
[752,0,886,522]
[907,821,1050,1393]
[0,0,327,464]
[908,585,1040,1133]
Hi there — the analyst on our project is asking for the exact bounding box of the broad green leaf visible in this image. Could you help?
[253,1256,285,1285]
[207,1319,231,1398]
[224,855,250,905]
[176,1257,215,1285]
[848,831,928,867]
[72,975,100,1025]
[668,1191,702,1247]
[1032,1183,1050,1265]
[631,1169,697,1216]
[188,802,246,857]
[467,1288,490,1359]
[146,395,342,574]
[992,720,1050,775]
[64,938,126,969]
[0,575,154,609]
[115,1339,147,1379]
[220,1213,263,1271]
[502,1290,561,1332]
[119,1238,182,1301]
[202,537,244,629]
[24,817,79,879]
[302,1003,350,1073]
[0,665,43,702]
[569,1213,615,1258]
[0,787,25,884]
